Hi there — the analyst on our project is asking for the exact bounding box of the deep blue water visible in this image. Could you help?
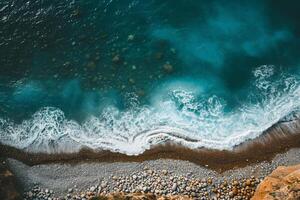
[0,0,299,154]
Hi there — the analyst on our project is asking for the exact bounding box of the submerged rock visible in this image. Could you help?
[112,55,121,64]
[155,52,164,60]
[127,34,135,41]
[163,63,173,73]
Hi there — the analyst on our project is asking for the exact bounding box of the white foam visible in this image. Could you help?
[0,65,299,155]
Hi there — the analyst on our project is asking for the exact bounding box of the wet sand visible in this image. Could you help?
[0,119,299,172]
[0,119,299,199]
[6,148,300,197]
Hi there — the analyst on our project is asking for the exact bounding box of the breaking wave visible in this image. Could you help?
[0,65,299,155]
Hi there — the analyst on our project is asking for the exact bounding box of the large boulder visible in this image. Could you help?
[252,164,300,200]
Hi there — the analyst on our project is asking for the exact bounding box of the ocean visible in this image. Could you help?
[0,0,299,155]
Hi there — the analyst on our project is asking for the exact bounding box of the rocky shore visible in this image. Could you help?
[1,120,299,200]
[252,164,300,200]
[2,119,299,173]
[0,159,21,200]
[22,169,260,200]
[3,147,299,200]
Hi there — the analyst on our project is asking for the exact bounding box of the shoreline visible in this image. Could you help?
[1,119,300,199]
[1,119,299,172]
[6,148,300,199]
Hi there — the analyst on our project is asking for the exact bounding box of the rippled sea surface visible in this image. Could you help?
[0,0,299,154]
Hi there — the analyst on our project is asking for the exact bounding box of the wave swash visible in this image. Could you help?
[0,65,299,155]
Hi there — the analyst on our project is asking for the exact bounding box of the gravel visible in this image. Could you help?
[7,148,300,200]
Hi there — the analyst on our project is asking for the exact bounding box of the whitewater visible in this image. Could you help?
[0,65,299,155]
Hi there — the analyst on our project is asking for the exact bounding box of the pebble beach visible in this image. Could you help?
[1,1,300,199]
[6,147,300,200]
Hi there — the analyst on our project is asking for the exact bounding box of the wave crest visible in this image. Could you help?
[0,65,299,155]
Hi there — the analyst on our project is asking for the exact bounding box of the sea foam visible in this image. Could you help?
[0,65,299,155]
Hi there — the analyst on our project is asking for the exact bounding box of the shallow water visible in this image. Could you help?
[0,0,299,155]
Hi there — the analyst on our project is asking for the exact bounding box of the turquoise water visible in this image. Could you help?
[0,0,299,154]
